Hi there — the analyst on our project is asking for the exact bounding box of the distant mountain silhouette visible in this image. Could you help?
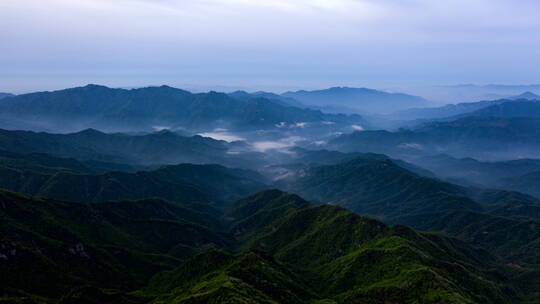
[228,90,304,107]
[282,87,428,114]
[509,91,540,100]
[396,98,515,120]
[456,100,540,118]
[430,84,540,103]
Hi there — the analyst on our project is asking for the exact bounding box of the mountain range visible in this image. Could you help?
[0,157,265,207]
[410,154,540,195]
[509,91,540,100]
[456,100,540,119]
[2,188,533,304]
[419,84,540,103]
[227,90,304,108]
[282,86,428,114]
[0,128,266,168]
[0,85,365,135]
[275,155,540,268]
[4,83,540,304]
[396,98,514,120]
[1,133,540,303]
[327,116,540,160]
[396,92,540,121]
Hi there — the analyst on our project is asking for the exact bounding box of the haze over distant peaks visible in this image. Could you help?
[509,91,540,100]
[227,90,304,108]
[282,86,428,114]
[424,84,540,103]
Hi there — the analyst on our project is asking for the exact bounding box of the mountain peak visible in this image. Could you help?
[75,128,105,136]
[153,129,177,137]
[81,84,110,90]
[230,90,249,94]
[511,91,540,100]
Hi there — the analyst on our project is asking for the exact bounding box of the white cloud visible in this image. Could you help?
[152,125,171,131]
[292,122,308,128]
[198,130,245,142]
[252,136,305,152]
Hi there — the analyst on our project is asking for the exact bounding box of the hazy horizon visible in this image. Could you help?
[4,82,540,96]
[4,82,540,106]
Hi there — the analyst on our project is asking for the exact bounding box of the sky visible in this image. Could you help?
[1,0,540,94]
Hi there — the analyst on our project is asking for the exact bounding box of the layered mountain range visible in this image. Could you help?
[3,84,540,303]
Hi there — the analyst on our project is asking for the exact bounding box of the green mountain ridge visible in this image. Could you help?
[0,149,137,174]
[225,190,517,304]
[3,188,536,303]
[278,156,480,225]
[0,190,234,302]
[0,159,266,208]
[277,155,540,271]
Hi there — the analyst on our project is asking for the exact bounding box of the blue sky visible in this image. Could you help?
[1,0,539,93]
